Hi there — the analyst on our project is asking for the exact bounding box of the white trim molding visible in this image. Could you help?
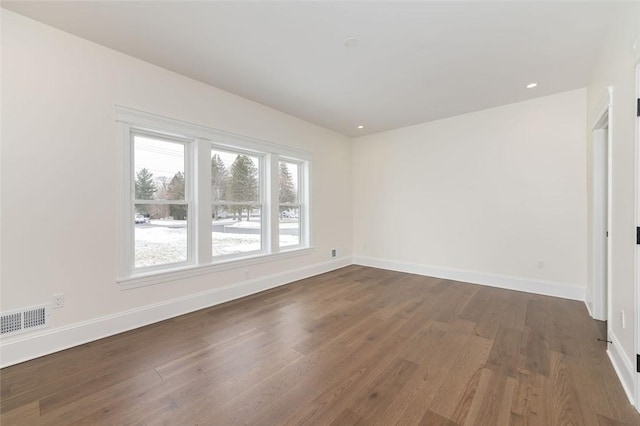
[589,86,614,323]
[116,105,312,284]
[0,257,351,368]
[632,31,640,62]
[608,330,637,406]
[591,86,613,130]
[353,256,585,301]
[119,247,314,289]
[635,63,640,413]
[115,105,312,161]
[584,285,594,318]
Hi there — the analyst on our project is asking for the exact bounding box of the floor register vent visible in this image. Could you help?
[1,305,50,336]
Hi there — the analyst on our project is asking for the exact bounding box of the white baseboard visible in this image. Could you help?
[584,285,594,318]
[352,256,585,301]
[3,253,635,413]
[607,330,637,406]
[0,257,352,368]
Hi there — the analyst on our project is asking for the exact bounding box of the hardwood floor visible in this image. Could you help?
[1,266,638,425]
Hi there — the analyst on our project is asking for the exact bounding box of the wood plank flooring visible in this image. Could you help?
[1,266,638,425]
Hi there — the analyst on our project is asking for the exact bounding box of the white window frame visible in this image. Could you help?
[278,158,308,251]
[210,144,267,261]
[116,106,312,289]
[130,130,196,273]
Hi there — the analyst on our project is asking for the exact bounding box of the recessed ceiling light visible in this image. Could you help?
[344,36,359,48]
[357,125,364,129]
[526,82,538,89]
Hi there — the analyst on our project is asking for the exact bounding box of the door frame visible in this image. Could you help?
[590,87,613,323]
[635,60,640,412]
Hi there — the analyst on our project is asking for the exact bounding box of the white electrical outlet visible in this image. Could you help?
[537,259,544,270]
[52,293,65,309]
[331,248,337,258]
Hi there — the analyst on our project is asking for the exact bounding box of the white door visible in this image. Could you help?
[592,125,609,321]
[590,87,613,323]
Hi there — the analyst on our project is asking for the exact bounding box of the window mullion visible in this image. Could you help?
[270,154,280,254]
[302,161,310,247]
[118,122,134,279]
[196,139,212,265]
[185,139,195,267]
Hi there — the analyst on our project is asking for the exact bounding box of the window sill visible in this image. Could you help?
[118,247,314,290]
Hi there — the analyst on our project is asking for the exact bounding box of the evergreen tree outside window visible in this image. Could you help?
[134,168,156,216]
[167,171,186,220]
[211,148,263,256]
[210,153,228,218]
[227,155,259,221]
[133,134,190,268]
[118,107,310,284]
[135,168,157,200]
[278,161,302,248]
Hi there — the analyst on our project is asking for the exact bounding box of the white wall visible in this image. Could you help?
[0,11,352,365]
[2,9,637,403]
[352,89,588,298]
[586,2,640,405]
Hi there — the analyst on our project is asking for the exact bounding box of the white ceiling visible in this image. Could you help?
[2,1,621,136]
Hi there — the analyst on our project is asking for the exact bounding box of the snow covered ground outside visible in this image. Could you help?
[147,219,298,229]
[135,225,188,267]
[224,220,299,229]
[135,220,299,267]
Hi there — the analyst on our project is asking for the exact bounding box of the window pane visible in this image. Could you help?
[279,161,299,204]
[212,205,262,256]
[211,149,260,203]
[135,204,188,267]
[134,135,185,201]
[279,206,300,247]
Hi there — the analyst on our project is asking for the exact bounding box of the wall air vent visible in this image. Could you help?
[1,305,50,336]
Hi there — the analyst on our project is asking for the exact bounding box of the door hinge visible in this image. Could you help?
[637,227,640,244]
[637,354,640,373]
[637,98,640,117]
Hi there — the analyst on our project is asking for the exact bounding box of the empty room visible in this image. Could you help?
[1,1,640,424]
